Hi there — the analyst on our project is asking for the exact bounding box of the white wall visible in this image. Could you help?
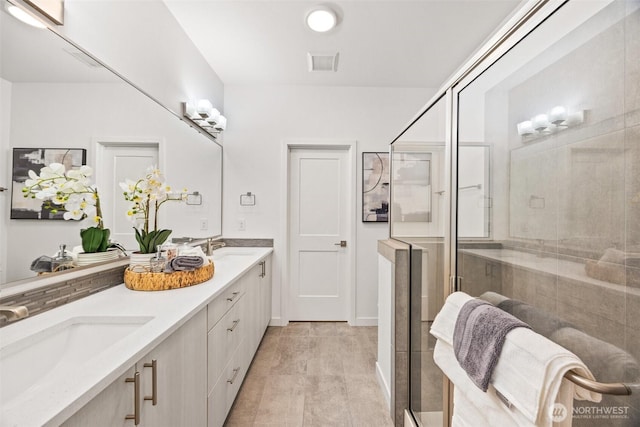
[5,82,221,282]
[223,85,433,324]
[55,0,224,116]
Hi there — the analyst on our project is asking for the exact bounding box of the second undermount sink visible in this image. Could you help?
[0,315,153,401]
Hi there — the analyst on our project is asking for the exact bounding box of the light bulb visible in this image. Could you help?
[549,106,567,125]
[306,8,337,32]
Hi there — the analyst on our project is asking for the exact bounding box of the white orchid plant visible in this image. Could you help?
[120,166,186,254]
[21,163,111,253]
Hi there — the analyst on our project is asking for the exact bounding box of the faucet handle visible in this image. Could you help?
[0,305,29,321]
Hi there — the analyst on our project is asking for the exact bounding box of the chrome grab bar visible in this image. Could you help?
[564,371,633,396]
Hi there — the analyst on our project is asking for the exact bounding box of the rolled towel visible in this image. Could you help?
[598,247,626,264]
[550,327,640,383]
[497,298,573,338]
[453,298,531,391]
[166,256,204,272]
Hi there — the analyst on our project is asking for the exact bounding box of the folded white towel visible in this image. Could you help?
[431,291,474,345]
[431,292,602,427]
[491,327,601,425]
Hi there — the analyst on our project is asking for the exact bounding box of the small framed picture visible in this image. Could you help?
[362,152,390,222]
[11,148,87,220]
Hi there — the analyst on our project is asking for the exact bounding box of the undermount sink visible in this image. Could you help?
[212,249,257,261]
[0,315,153,401]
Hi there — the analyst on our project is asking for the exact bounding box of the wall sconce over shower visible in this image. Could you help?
[182,100,227,141]
[517,106,584,140]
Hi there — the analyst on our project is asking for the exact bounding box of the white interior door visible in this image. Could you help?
[97,143,159,250]
[289,147,351,321]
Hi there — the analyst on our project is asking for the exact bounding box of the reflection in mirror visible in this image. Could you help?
[0,3,222,285]
[391,96,446,240]
[455,1,640,424]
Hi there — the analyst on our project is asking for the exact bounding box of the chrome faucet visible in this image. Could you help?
[0,305,29,321]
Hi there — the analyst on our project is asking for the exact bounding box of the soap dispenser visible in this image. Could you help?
[52,244,74,272]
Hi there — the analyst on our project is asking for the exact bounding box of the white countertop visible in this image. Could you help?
[0,247,272,427]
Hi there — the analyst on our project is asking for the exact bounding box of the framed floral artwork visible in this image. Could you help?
[362,152,390,222]
[10,148,87,220]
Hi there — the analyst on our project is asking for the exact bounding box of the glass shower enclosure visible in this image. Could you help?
[390,0,640,425]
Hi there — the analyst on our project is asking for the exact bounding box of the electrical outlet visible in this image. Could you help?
[238,218,246,231]
[200,218,208,230]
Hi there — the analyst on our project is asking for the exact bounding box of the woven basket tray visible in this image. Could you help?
[124,260,214,291]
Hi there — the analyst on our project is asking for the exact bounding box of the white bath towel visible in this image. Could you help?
[431,292,602,427]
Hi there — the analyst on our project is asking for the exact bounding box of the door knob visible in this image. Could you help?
[334,240,347,247]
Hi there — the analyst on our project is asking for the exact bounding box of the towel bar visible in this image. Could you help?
[564,371,634,395]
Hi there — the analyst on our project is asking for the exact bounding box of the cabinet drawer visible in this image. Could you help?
[207,279,245,330]
[207,342,247,427]
[207,298,244,389]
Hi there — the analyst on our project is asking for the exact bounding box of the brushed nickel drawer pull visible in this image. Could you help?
[227,319,240,332]
[227,367,240,384]
[125,371,141,425]
[144,359,158,405]
[226,291,240,302]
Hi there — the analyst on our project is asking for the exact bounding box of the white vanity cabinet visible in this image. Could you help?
[62,309,207,427]
[138,309,207,426]
[59,251,272,427]
[208,254,272,427]
[61,365,138,427]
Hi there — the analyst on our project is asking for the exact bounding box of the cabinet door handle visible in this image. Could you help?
[144,359,158,405]
[227,319,240,332]
[226,291,240,302]
[227,367,241,384]
[125,371,141,425]
[259,260,266,278]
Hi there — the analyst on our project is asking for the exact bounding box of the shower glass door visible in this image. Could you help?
[455,0,640,425]
[391,94,448,426]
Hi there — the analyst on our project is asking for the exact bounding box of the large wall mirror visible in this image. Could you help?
[1,3,223,284]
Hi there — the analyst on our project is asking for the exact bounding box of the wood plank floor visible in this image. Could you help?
[224,322,394,427]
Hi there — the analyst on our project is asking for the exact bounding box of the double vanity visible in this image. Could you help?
[0,247,272,427]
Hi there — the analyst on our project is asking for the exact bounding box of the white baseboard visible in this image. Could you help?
[376,361,391,412]
[268,317,288,327]
[270,317,377,327]
[354,317,378,326]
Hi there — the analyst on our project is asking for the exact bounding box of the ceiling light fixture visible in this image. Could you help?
[306,6,337,33]
[6,4,47,29]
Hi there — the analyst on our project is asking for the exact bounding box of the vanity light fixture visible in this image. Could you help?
[6,4,47,28]
[182,101,227,141]
[517,105,584,139]
[306,6,337,32]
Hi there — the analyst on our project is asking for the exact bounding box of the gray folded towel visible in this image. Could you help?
[166,256,204,272]
[453,299,531,392]
[30,255,53,273]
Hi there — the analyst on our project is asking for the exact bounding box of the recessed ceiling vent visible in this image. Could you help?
[63,48,103,68]
[307,52,339,72]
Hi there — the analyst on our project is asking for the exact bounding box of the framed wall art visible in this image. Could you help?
[10,148,87,220]
[362,152,390,222]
